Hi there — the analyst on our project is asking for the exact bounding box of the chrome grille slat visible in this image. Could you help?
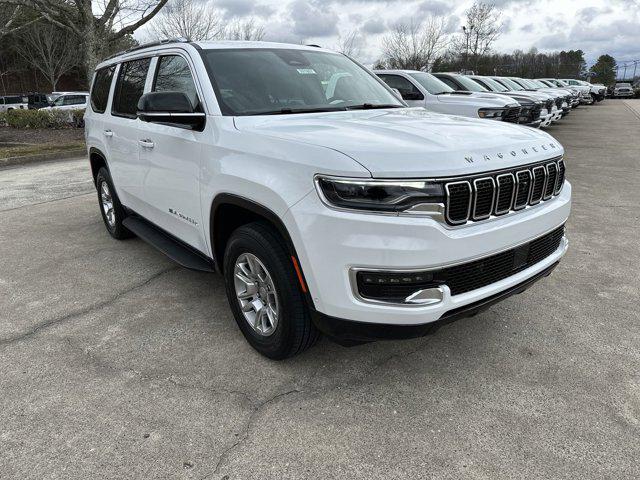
[543,162,557,200]
[443,158,565,226]
[514,170,532,210]
[495,173,516,215]
[472,177,495,220]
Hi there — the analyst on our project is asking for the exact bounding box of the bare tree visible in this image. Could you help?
[335,30,361,58]
[455,2,502,72]
[149,0,224,41]
[225,18,265,41]
[381,17,448,71]
[14,21,78,90]
[1,0,170,80]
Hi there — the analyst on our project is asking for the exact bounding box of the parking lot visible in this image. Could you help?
[1,101,638,479]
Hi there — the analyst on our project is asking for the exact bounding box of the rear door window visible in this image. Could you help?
[91,65,116,113]
[112,58,151,118]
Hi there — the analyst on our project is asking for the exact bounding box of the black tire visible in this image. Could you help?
[96,167,133,240]
[223,222,319,359]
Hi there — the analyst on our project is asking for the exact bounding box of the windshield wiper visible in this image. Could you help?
[247,106,348,116]
[345,103,403,110]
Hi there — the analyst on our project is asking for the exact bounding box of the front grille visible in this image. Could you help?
[503,107,520,123]
[355,225,565,301]
[545,99,554,111]
[555,97,563,109]
[444,158,565,225]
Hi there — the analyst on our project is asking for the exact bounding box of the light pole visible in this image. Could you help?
[462,25,474,73]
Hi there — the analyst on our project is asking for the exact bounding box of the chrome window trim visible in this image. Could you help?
[471,177,495,221]
[445,181,472,225]
[494,173,516,215]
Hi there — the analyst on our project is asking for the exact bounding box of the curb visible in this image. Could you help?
[0,148,86,168]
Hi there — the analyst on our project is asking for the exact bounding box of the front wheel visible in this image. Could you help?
[223,222,319,359]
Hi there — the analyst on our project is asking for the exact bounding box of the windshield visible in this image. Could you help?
[408,72,453,94]
[202,48,403,115]
[478,77,508,92]
[496,78,524,91]
[617,83,631,87]
[455,75,487,92]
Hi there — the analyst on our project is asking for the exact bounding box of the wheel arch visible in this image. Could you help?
[89,147,109,186]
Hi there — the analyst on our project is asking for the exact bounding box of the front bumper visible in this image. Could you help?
[285,182,571,327]
[614,91,634,97]
[312,261,560,344]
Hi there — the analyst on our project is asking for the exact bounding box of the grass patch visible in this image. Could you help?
[0,141,85,159]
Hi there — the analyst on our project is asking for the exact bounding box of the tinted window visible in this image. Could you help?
[202,49,403,115]
[5,96,23,104]
[437,76,460,90]
[408,72,453,95]
[64,95,86,106]
[378,74,423,100]
[112,58,151,117]
[154,55,199,110]
[91,66,115,113]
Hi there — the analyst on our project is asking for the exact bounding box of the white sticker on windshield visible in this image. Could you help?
[297,68,317,75]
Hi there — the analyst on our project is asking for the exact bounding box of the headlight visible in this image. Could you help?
[315,176,444,212]
[478,108,505,118]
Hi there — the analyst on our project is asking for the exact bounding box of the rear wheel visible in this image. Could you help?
[96,167,133,240]
[223,222,319,359]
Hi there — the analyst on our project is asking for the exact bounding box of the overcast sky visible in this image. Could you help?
[140,0,640,67]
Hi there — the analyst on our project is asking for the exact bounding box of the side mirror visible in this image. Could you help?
[137,92,205,130]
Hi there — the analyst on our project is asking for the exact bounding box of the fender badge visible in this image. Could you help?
[465,156,474,163]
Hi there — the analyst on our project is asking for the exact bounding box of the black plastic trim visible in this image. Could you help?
[123,214,215,272]
[210,193,316,309]
[311,261,560,345]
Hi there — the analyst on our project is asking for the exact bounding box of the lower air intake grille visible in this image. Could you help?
[355,225,566,301]
[440,225,565,296]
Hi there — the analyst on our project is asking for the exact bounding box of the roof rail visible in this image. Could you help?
[105,37,189,61]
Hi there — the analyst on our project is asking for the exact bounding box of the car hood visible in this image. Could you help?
[234,108,563,178]
[435,92,515,107]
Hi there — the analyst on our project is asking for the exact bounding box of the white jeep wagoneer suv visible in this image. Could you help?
[85,40,571,359]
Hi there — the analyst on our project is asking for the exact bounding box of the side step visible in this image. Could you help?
[123,216,215,272]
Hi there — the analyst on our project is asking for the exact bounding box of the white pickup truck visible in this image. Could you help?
[375,70,522,123]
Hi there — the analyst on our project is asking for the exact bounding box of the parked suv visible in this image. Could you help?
[40,92,89,111]
[85,40,571,359]
[613,82,634,98]
[432,72,543,128]
[0,95,28,112]
[375,70,522,123]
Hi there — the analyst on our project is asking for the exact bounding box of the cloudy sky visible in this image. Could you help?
[141,0,640,67]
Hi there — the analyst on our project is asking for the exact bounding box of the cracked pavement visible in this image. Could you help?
[1,101,639,479]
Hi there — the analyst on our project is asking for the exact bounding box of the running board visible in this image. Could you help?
[123,216,215,272]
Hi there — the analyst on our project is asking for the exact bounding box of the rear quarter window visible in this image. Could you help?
[91,66,116,113]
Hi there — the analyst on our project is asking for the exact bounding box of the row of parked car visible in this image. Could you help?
[0,91,89,113]
[374,71,607,129]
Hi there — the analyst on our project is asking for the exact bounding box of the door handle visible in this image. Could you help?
[138,139,154,149]
[103,130,113,137]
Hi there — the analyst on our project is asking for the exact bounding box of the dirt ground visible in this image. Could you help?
[0,126,84,145]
